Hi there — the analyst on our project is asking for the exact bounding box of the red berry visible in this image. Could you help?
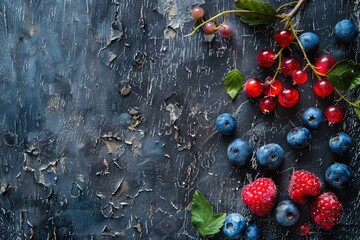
[258,97,276,114]
[281,57,301,76]
[218,23,234,38]
[257,49,276,68]
[244,78,263,98]
[296,224,310,236]
[324,105,344,124]
[275,29,293,47]
[203,22,217,35]
[263,77,282,96]
[310,192,342,230]
[278,87,299,108]
[314,54,336,74]
[191,7,205,20]
[292,69,308,85]
[288,170,321,204]
[313,78,334,97]
[241,178,277,216]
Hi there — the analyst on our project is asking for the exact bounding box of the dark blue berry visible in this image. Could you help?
[334,19,359,43]
[215,113,237,135]
[245,223,260,240]
[287,127,311,149]
[299,32,320,52]
[302,107,323,129]
[275,200,300,226]
[256,143,285,170]
[227,138,253,166]
[325,163,352,189]
[222,213,246,239]
[329,132,353,154]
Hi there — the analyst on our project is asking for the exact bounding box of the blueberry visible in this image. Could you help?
[329,132,353,154]
[302,107,323,129]
[245,223,260,240]
[256,143,285,170]
[334,19,359,43]
[299,32,320,52]
[227,138,253,166]
[325,163,352,189]
[287,127,311,149]
[275,200,300,226]
[222,213,246,239]
[215,113,237,135]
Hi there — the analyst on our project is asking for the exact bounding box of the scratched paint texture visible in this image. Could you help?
[0,0,359,239]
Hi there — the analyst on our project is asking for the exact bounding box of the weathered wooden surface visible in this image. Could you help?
[0,0,359,239]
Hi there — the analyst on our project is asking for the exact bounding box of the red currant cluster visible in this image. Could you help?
[243,28,343,125]
[192,7,234,38]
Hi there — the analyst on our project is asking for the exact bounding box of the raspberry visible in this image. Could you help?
[288,170,321,204]
[310,192,342,230]
[241,178,277,216]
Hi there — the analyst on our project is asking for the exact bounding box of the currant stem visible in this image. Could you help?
[289,22,322,80]
[276,1,298,12]
[335,89,360,109]
[286,0,307,20]
[273,47,285,80]
[183,10,284,37]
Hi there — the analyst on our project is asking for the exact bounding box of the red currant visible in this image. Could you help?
[263,77,282,96]
[203,22,217,35]
[278,87,299,108]
[191,7,205,20]
[257,49,276,68]
[244,78,263,98]
[258,97,276,114]
[314,54,336,74]
[292,69,308,84]
[218,23,234,38]
[275,29,293,47]
[281,57,301,76]
[325,105,344,124]
[296,224,310,237]
[313,78,334,97]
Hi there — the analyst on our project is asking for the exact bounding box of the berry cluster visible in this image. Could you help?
[215,110,353,236]
[191,2,358,239]
[191,7,235,38]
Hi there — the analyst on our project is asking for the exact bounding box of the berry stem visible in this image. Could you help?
[184,10,284,37]
[288,22,322,80]
[276,1,299,12]
[272,47,285,80]
[334,89,360,109]
[286,0,307,20]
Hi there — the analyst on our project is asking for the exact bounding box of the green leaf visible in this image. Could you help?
[191,189,226,237]
[224,68,245,99]
[326,60,360,91]
[234,0,278,25]
[354,99,360,120]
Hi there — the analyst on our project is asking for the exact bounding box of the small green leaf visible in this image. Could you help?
[354,98,360,120]
[235,0,278,25]
[224,69,245,99]
[191,189,226,237]
[326,60,360,91]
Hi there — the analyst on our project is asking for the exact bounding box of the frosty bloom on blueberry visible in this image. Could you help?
[245,223,260,240]
[222,213,246,239]
[302,107,323,129]
[329,132,353,154]
[299,32,320,52]
[256,143,285,170]
[334,19,359,43]
[325,163,352,189]
[287,127,311,149]
[215,113,237,135]
[227,138,253,166]
[275,200,300,226]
